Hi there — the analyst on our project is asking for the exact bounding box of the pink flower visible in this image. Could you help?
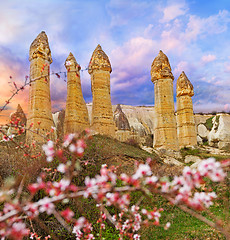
[57,163,66,173]
[132,163,152,180]
[61,208,74,222]
[164,222,171,230]
[10,222,29,240]
[145,176,158,185]
[198,158,226,182]
[42,140,55,162]
[133,234,140,240]
[38,197,55,215]
[63,133,75,147]
[73,217,86,231]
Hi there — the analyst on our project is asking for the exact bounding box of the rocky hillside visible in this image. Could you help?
[52,104,230,149]
[3,103,230,150]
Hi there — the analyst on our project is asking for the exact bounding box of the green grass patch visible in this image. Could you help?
[204,116,214,131]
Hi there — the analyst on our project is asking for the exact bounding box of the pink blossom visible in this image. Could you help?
[132,163,152,180]
[10,222,29,240]
[57,163,66,173]
[74,217,86,230]
[42,140,55,162]
[25,203,39,218]
[54,179,70,191]
[145,176,158,185]
[133,234,140,240]
[198,158,226,182]
[164,222,171,230]
[38,197,55,215]
[61,208,74,222]
[63,133,75,147]
[189,192,217,209]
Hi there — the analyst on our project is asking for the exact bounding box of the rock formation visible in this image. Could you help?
[26,31,55,144]
[88,45,115,136]
[64,52,90,135]
[53,110,65,142]
[114,104,130,131]
[176,71,197,148]
[208,114,230,149]
[114,104,131,141]
[8,104,27,136]
[151,50,179,151]
[10,104,27,126]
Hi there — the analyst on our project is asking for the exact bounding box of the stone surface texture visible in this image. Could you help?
[208,114,230,149]
[88,45,115,136]
[185,155,201,164]
[151,50,179,150]
[176,71,197,148]
[26,31,55,144]
[64,52,89,135]
[197,124,209,138]
[113,104,131,142]
[53,109,65,142]
[114,104,131,131]
[87,104,155,144]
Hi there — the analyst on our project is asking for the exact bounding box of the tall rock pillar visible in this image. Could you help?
[64,52,90,135]
[151,50,179,150]
[176,71,197,148]
[26,31,55,144]
[88,45,115,136]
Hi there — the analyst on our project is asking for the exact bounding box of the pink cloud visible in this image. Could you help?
[224,62,230,72]
[201,54,216,64]
[160,2,188,23]
[110,37,156,79]
[0,60,29,124]
[173,61,189,76]
[184,10,230,42]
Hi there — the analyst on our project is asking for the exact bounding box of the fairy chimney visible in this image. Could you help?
[26,31,55,144]
[151,50,179,150]
[10,104,27,126]
[88,45,115,136]
[114,104,130,131]
[114,104,131,142]
[64,52,90,135]
[176,71,197,147]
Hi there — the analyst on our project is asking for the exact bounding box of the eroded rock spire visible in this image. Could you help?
[176,72,197,148]
[151,50,179,150]
[88,45,115,136]
[26,31,55,144]
[64,52,90,135]
[176,71,194,97]
[29,31,52,63]
[88,44,112,74]
[151,50,174,82]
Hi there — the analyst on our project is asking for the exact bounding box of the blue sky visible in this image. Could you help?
[0,0,230,122]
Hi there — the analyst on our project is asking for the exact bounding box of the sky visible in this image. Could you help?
[0,0,230,124]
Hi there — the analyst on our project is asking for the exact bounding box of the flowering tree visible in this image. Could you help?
[0,129,229,239]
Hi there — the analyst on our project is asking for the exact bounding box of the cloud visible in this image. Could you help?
[224,62,230,72]
[110,37,155,79]
[160,1,188,23]
[0,47,29,124]
[173,61,190,76]
[201,54,216,64]
[184,10,230,41]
